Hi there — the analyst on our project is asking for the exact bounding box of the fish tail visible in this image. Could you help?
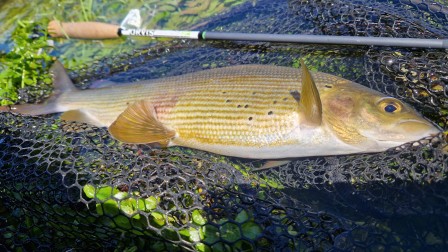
[1,102,58,115]
[0,60,75,116]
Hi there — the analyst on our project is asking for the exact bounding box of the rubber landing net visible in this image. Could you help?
[1,0,447,251]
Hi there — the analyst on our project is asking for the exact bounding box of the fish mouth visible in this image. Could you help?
[396,119,440,135]
[385,119,441,142]
[362,119,440,143]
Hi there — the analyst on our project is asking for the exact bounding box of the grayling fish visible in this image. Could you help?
[1,61,439,160]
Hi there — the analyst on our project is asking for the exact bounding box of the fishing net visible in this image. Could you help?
[1,0,448,251]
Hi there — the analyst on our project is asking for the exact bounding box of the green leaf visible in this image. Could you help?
[203,224,219,244]
[24,76,36,86]
[98,199,119,216]
[151,211,166,226]
[113,191,128,200]
[119,198,136,216]
[189,227,201,242]
[28,61,38,69]
[220,222,241,243]
[136,198,146,212]
[3,232,13,239]
[192,209,207,225]
[43,77,52,84]
[235,210,249,223]
[96,185,118,201]
[242,221,262,240]
[144,196,158,211]
[82,184,95,199]
[179,228,190,238]
[195,243,210,252]
[114,215,132,230]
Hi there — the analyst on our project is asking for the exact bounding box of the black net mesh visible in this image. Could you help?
[1,0,448,251]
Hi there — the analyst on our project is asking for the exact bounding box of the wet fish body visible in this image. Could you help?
[3,61,439,159]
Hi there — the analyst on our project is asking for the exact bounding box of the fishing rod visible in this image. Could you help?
[47,20,448,49]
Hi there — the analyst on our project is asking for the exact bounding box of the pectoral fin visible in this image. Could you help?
[61,110,102,126]
[108,100,176,144]
[300,60,322,126]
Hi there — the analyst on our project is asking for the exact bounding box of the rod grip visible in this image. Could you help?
[47,20,120,39]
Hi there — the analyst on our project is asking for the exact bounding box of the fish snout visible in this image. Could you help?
[396,119,440,138]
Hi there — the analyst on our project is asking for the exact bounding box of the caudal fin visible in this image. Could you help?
[0,60,76,116]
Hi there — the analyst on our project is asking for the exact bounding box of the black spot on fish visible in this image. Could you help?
[244,105,249,108]
[289,90,301,103]
[273,101,277,104]
[283,97,288,101]
[237,105,242,108]
[252,92,256,95]
[248,117,253,121]
[223,91,227,94]
[325,84,333,88]
[268,111,273,115]
[226,99,231,103]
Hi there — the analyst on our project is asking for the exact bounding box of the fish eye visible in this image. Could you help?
[384,104,397,113]
[376,98,403,114]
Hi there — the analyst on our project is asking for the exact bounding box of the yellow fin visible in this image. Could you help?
[262,159,291,169]
[108,100,176,144]
[61,110,102,126]
[300,60,322,126]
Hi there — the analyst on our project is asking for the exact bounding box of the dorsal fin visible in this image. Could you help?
[108,100,176,144]
[300,60,322,126]
[50,60,76,95]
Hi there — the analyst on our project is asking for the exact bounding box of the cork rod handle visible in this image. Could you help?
[47,20,120,39]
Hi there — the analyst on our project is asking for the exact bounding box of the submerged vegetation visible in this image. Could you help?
[0,21,54,105]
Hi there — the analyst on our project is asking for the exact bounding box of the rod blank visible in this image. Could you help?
[47,21,448,49]
[202,31,448,49]
[121,28,448,49]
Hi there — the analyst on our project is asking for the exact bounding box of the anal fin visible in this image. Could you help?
[252,159,292,171]
[108,100,176,144]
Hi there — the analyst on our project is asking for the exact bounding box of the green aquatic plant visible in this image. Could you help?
[82,183,264,252]
[0,20,54,106]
